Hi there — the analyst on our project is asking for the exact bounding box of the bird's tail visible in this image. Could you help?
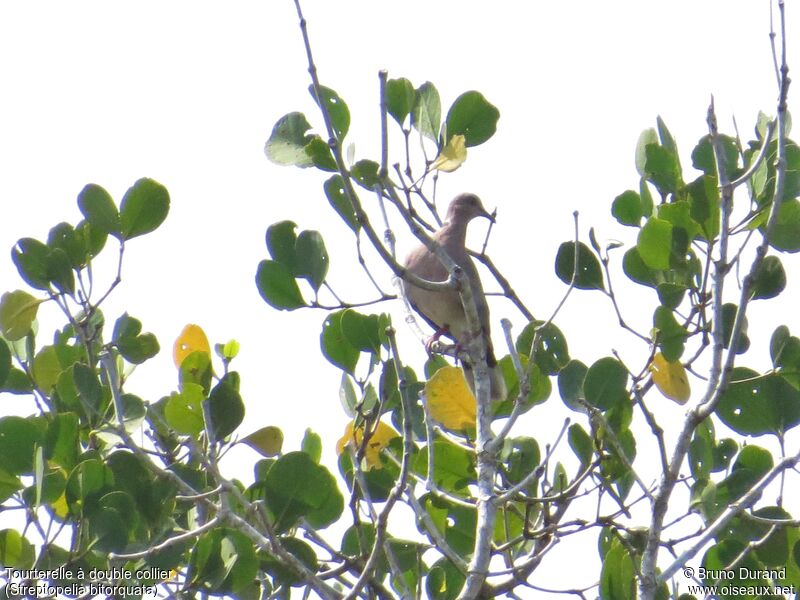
[462,351,506,402]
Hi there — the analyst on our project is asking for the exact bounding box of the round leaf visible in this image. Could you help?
[555,241,605,290]
[119,178,170,240]
[765,199,800,253]
[649,352,690,404]
[77,183,120,237]
[386,77,415,126]
[173,324,211,369]
[0,290,40,341]
[611,190,643,227]
[263,451,343,532]
[209,375,245,439]
[309,85,350,140]
[242,426,284,457]
[750,255,786,300]
[0,417,42,475]
[265,112,315,167]
[637,218,672,270]
[320,310,359,374]
[716,367,800,436]
[324,175,360,232]
[445,91,500,147]
[255,260,306,311]
[295,230,329,292]
[411,82,441,143]
[425,366,476,431]
[584,357,628,411]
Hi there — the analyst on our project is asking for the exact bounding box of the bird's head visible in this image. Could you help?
[445,193,495,225]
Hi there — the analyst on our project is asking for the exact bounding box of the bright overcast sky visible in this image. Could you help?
[0,2,797,589]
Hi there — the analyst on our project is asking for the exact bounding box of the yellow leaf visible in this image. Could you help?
[51,491,69,520]
[173,324,211,368]
[336,420,400,470]
[425,366,476,430]
[649,352,691,404]
[431,134,467,173]
[242,426,284,457]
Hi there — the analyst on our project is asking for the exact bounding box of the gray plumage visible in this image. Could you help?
[402,193,506,401]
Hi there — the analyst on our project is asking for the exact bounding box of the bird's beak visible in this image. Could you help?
[482,208,497,224]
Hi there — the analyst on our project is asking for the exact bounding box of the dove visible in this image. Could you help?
[402,193,506,401]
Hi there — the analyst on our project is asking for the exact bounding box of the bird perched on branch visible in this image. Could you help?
[402,193,506,401]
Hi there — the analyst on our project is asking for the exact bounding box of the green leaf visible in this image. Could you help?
[568,423,593,466]
[558,359,588,413]
[255,260,306,311]
[0,341,9,388]
[657,201,701,242]
[720,303,750,355]
[515,321,570,376]
[340,309,384,354]
[77,183,120,237]
[386,77,415,126]
[303,137,337,171]
[11,238,51,290]
[716,367,800,436]
[751,255,786,299]
[113,313,160,364]
[645,142,682,195]
[494,355,551,418]
[309,85,350,140]
[770,325,800,388]
[294,230,329,291]
[635,128,658,177]
[555,241,604,290]
[656,282,686,310]
[622,247,658,288]
[209,373,245,439]
[0,290,40,341]
[656,116,680,162]
[265,112,315,167]
[411,82,441,143]
[599,539,635,600]
[611,190,643,227]
[691,134,739,177]
[765,199,800,253]
[45,412,79,471]
[637,218,672,270]
[686,175,720,240]
[653,306,688,361]
[0,417,44,475]
[415,440,476,493]
[351,159,381,191]
[426,556,466,600]
[2,368,33,395]
[242,426,283,457]
[301,429,322,463]
[47,222,86,270]
[119,178,170,240]
[45,247,75,295]
[324,175,360,232]
[266,220,298,267]
[584,357,628,411]
[321,310,360,375]
[263,451,343,532]
[0,529,35,568]
[165,384,205,437]
[444,91,500,147]
[32,346,63,393]
[503,436,540,491]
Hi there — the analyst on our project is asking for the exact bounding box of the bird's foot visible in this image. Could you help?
[424,326,450,354]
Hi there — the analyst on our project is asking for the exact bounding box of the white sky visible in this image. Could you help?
[1,1,798,595]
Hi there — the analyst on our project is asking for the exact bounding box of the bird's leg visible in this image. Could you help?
[425,325,450,354]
